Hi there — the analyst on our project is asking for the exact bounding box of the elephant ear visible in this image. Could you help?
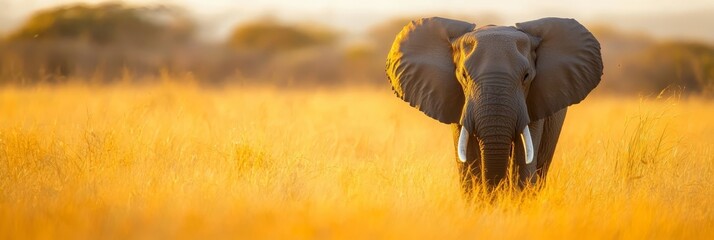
[516,18,603,121]
[386,17,475,124]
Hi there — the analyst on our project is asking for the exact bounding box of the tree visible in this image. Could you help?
[0,2,196,82]
[227,19,337,54]
[623,42,714,95]
[6,2,193,47]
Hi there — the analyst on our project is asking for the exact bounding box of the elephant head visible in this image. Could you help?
[386,17,603,186]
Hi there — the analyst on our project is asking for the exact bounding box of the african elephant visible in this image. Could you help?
[385,17,603,194]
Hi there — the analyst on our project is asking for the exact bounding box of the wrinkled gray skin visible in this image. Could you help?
[452,108,566,193]
[386,17,603,195]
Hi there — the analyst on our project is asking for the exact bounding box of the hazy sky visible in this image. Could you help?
[2,0,713,41]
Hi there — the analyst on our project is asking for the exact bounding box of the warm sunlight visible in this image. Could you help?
[1,0,713,239]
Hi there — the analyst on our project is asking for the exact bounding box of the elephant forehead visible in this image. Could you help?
[453,26,533,71]
[456,26,530,48]
[451,26,533,82]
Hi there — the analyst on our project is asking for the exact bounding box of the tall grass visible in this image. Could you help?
[0,82,712,239]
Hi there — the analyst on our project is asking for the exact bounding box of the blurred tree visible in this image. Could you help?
[590,25,654,59]
[589,25,655,94]
[228,19,337,54]
[6,2,194,47]
[0,2,196,83]
[623,42,714,95]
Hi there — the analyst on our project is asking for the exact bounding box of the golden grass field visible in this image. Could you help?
[1,82,713,239]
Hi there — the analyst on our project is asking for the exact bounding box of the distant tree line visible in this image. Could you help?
[590,26,714,96]
[1,2,714,96]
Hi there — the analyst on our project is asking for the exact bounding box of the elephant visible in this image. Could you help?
[385,17,603,194]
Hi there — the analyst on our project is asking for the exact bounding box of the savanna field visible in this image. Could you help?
[1,81,713,239]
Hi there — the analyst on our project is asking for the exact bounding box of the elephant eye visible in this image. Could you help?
[523,73,529,82]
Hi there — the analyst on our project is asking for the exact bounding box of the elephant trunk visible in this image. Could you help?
[477,123,515,186]
[464,82,525,186]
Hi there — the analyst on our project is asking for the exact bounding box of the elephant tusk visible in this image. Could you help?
[521,126,535,164]
[458,126,469,162]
